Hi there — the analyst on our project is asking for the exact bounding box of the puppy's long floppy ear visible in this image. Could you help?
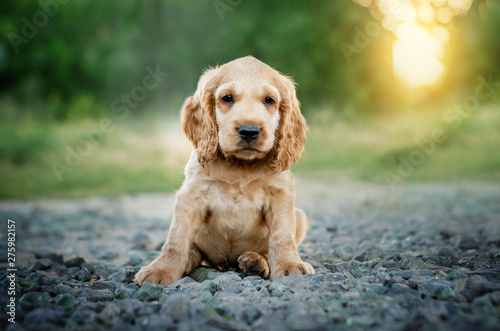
[181,68,220,166]
[270,75,308,172]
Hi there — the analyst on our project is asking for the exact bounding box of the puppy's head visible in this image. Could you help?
[181,56,307,172]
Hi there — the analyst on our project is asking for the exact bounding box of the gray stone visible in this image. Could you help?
[269,284,285,297]
[22,307,65,329]
[96,302,121,326]
[141,314,175,330]
[107,266,136,283]
[258,287,271,297]
[459,235,480,250]
[400,256,429,270]
[116,298,143,323]
[273,274,307,287]
[243,275,268,284]
[206,270,224,280]
[168,276,197,289]
[211,274,243,293]
[34,250,64,264]
[80,262,98,273]
[329,262,351,273]
[241,305,261,325]
[459,283,500,302]
[137,282,164,302]
[286,312,328,330]
[252,311,288,331]
[32,258,53,271]
[114,283,138,299]
[127,253,143,266]
[312,272,348,283]
[90,280,117,292]
[188,267,212,282]
[73,268,93,282]
[39,284,71,297]
[367,283,386,294]
[52,293,79,311]
[467,275,491,287]
[19,292,51,308]
[137,300,161,317]
[93,264,119,278]
[390,283,412,294]
[418,281,455,300]
[69,309,96,328]
[81,288,114,302]
[27,272,59,286]
[355,248,379,262]
[161,293,192,322]
[206,316,251,331]
[446,270,468,281]
[65,257,86,268]
[438,246,458,260]
[434,255,453,267]
[17,277,36,288]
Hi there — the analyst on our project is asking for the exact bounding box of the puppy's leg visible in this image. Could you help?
[185,246,202,274]
[134,192,206,286]
[266,191,314,280]
[237,252,269,278]
[294,207,308,245]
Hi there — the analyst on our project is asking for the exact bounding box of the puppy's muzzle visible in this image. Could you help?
[238,125,260,143]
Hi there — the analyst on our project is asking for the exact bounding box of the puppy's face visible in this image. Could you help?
[181,56,307,171]
[214,74,281,161]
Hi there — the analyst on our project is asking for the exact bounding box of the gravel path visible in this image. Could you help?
[1,180,499,330]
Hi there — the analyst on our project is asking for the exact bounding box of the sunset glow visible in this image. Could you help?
[393,23,444,87]
[355,0,476,88]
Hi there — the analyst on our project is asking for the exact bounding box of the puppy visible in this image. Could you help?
[134,56,313,286]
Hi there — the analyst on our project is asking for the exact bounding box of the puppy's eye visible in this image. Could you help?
[221,94,234,103]
[264,96,275,105]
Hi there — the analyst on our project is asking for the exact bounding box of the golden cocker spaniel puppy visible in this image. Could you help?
[135,56,313,286]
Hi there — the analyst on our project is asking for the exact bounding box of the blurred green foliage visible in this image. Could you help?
[1,0,499,120]
[0,0,499,198]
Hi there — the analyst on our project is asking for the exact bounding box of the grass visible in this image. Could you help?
[0,116,190,199]
[1,104,499,199]
[294,104,500,183]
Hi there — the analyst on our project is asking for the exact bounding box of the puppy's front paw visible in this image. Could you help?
[134,264,178,287]
[238,251,269,278]
[271,261,314,280]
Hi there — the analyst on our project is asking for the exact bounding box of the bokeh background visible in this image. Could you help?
[1,0,499,199]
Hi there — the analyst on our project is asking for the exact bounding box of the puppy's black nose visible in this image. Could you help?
[238,125,260,143]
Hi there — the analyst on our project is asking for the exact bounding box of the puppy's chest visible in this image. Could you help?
[206,181,268,229]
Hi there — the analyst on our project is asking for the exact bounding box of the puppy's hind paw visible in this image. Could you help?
[237,251,269,278]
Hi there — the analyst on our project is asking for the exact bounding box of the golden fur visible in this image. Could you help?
[134,56,313,286]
